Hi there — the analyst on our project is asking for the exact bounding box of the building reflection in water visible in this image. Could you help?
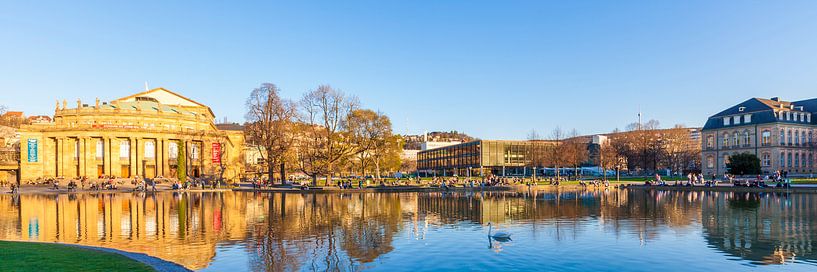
[701,192,817,265]
[0,189,814,270]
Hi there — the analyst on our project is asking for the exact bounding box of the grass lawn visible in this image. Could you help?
[0,241,155,272]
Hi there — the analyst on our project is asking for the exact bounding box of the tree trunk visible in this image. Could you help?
[375,159,381,180]
[267,160,275,185]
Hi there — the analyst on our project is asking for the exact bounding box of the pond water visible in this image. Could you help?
[0,189,815,271]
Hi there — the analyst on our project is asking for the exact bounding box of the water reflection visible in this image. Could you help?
[0,189,814,271]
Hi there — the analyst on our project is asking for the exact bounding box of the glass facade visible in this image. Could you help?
[417,140,554,177]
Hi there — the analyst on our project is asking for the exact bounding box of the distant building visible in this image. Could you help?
[27,115,52,124]
[701,97,816,176]
[417,140,556,177]
[421,141,462,151]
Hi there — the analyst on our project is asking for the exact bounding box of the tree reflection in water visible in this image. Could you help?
[0,189,815,271]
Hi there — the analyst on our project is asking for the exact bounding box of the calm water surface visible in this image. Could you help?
[0,189,815,271]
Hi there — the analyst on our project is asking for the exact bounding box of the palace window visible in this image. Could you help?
[762,153,771,167]
[761,130,771,146]
[743,131,750,147]
[74,140,80,160]
[96,139,103,160]
[168,142,178,160]
[780,130,785,145]
[802,153,807,167]
[706,135,714,149]
[733,132,739,147]
[788,130,793,145]
[723,117,730,126]
[795,130,800,146]
[724,154,730,168]
[120,140,130,160]
[788,153,793,168]
[145,141,155,158]
[780,153,785,167]
[744,114,751,123]
[706,156,714,169]
[802,131,807,146]
[733,116,741,125]
[795,153,800,168]
[723,133,729,147]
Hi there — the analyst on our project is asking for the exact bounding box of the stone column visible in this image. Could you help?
[56,137,64,177]
[105,137,112,177]
[130,137,137,178]
[78,137,85,177]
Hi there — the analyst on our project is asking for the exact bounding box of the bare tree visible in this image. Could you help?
[296,85,359,186]
[245,83,297,184]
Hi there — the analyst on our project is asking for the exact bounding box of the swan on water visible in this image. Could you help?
[488,222,511,239]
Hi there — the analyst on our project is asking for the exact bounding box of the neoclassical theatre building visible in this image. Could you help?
[701,97,817,176]
[19,88,245,182]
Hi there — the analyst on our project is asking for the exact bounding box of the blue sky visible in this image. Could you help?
[3,1,817,139]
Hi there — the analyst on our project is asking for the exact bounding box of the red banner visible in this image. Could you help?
[212,143,221,164]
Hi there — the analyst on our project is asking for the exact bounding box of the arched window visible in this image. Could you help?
[788,152,793,168]
[761,130,771,146]
[795,153,800,168]
[802,153,807,168]
[802,131,807,146]
[733,132,739,147]
[743,131,750,147]
[762,153,771,167]
[810,131,814,146]
[706,135,714,149]
[788,130,793,146]
[795,130,800,146]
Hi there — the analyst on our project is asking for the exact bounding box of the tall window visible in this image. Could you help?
[120,139,130,160]
[788,130,793,145]
[145,141,155,158]
[733,132,739,147]
[795,153,800,168]
[802,131,807,146]
[743,131,750,147]
[724,154,730,168]
[795,130,800,146]
[74,140,80,160]
[706,156,714,168]
[788,153,793,168]
[761,130,771,146]
[762,153,771,167]
[169,142,178,159]
[802,153,807,167]
[191,143,200,160]
[780,153,785,168]
[706,135,714,149]
[780,130,786,145]
[96,139,103,160]
[723,133,729,148]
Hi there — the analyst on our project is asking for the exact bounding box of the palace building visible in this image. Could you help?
[701,97,817,176]
[18,88,245,182]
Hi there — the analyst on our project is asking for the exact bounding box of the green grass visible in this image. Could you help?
[0,241,155,272]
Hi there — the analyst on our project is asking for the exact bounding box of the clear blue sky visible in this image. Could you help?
[3,1,817,139]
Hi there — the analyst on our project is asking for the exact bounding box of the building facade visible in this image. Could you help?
[417,140,556,177]
[18,88,245,182]
[701,97,817,176]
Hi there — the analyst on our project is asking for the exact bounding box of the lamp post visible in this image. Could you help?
[533,167,537,182]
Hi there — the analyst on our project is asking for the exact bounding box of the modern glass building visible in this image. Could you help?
[417,140,556,177]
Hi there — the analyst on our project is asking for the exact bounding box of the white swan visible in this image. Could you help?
[488,222,511,239]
